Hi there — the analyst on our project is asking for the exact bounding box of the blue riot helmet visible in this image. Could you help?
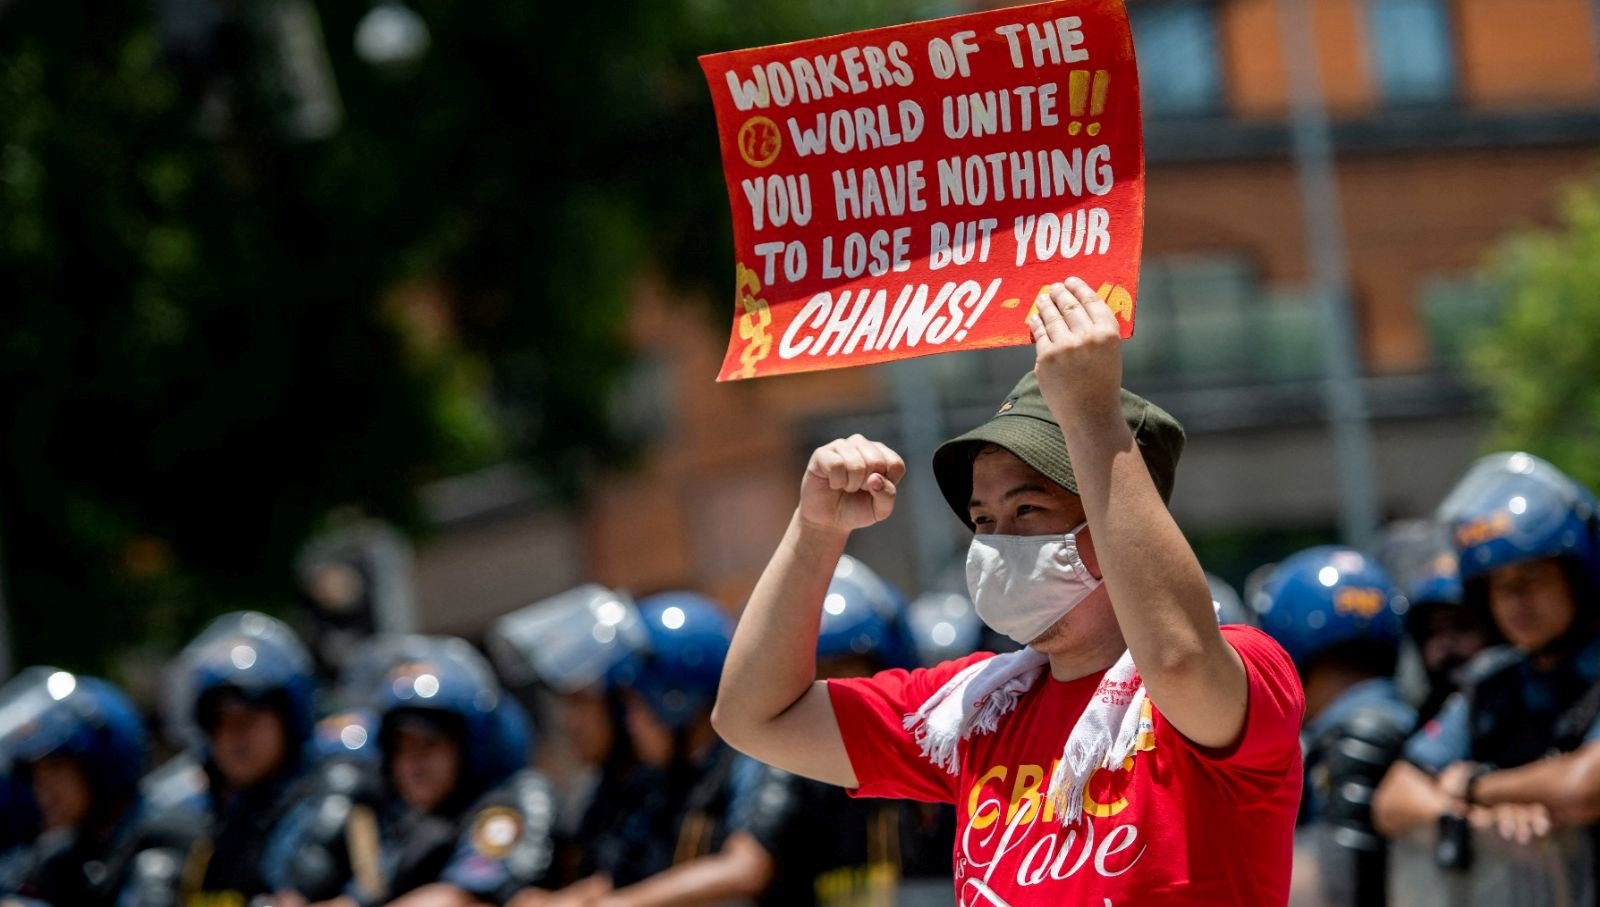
[166,611,317,756]
[906,591,985,667]
[1403,550,1481,648]
[0,668,147,814]
[487,585,648,694]
[1408,554,1463,610]
[1207,573,1255,627]
[311,709,378,763]
[611,592,731,731]
[314,633,438,764]
[1256,546,1407,673]
[1400,546,1491,714]
[1438,451,1600,588]
[1406,550,1466,638]
[373,636,529,793]
[334,635,410,705]
[817,556,917,670]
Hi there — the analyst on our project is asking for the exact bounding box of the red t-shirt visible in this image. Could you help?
[827,625,1304,907]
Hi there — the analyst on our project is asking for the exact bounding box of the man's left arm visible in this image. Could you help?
[1030,278,1257,749]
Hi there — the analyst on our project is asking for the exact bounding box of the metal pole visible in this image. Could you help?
[1275,0,1383,549]
[1592,0,1600,98]
[887,359,958,592]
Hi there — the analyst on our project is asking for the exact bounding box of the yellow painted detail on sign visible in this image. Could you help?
[733,263,774,378]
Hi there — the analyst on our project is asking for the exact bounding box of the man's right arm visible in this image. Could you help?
[710,435,904,788]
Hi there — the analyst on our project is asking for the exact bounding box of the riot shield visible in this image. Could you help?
[1390,824,1595,907]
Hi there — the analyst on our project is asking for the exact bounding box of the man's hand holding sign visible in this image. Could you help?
[1026,279,1250,751]
[708,4,1304,905]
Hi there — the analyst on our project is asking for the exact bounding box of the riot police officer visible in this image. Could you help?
[266,635,555,906]
[1258,546,1414,907]
[905,590,984,670]
[1208,572,1256,627]
[1403,551,1488,725]
[509,590,779,907]
[901,586,985,905]
[1375,452,1600,851]
[577,592,739,891]
[537,563,948,907]
[129,611,321,907]
[486,585,645,887]
[729,555,926,907]
[0,668,177,907]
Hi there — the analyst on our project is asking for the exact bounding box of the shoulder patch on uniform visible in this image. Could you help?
[470,806,524,859]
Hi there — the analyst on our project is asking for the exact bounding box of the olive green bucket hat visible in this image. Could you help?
[932,372,1186,529]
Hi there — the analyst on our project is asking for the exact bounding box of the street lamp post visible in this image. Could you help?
[888,359,959,594]
[1275,0,1383,550]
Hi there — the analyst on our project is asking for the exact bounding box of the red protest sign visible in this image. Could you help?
[701,0,1143,382]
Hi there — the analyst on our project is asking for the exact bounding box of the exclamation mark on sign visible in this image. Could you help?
[1067,70,1109,137]
[954,282,1005,342]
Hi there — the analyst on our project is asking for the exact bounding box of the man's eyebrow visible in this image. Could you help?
[968,483,1053,509]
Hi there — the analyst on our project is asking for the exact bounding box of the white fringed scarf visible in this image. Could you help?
[903,601,1225,823]
[903,647,1150,825]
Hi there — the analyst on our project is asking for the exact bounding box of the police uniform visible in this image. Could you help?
[267,635,550,906]
[1304,677,1416,907]
[0,670,189,907]
[0,769,35,861]
[267,761,557,906]
[722,557,947,907]
[902,589,980,896]
[440,770,558,903]
[1403,635,1600,774]
[1385,452,1600,905]
[172,767,317,907]
[1406,451,1600,774]
[584,593,753,890]
[4,806,205,907]
[730,761,904,907]
[1304,678,1416,821]
[1258,546,1413,907]
[123,612,322,907]
[575,762,667,885]
[485,585,651,888]
[581,745,744,887]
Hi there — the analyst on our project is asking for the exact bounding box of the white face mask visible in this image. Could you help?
[965,523,1103,646]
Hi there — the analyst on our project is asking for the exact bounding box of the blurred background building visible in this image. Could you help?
[418,0,1600,631]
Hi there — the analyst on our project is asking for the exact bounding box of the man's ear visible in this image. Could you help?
[1077,525,1101,580]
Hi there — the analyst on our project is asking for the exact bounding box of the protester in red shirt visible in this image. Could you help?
[712,278,1305,906]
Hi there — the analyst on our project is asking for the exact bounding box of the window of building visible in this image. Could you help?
[1418,274,1502,368]
[1123,255,1324,384]
[1365,0,1457,104]
[942,254,1323,397]
[610,355,674,443]
[1129,1,1225,118]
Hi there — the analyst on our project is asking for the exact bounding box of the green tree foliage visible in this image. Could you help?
[1472,181,1600,493]
[0,0,930,671]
